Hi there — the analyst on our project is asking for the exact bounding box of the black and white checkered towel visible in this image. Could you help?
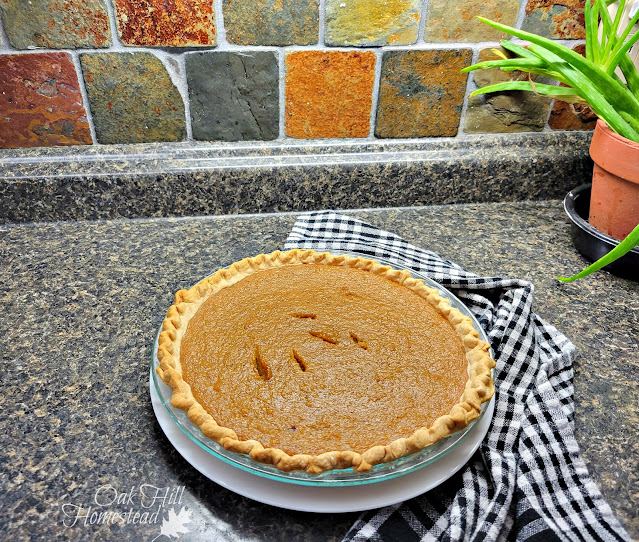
[284,211,630,542]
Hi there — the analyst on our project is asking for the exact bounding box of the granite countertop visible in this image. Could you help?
[1,202,637,541]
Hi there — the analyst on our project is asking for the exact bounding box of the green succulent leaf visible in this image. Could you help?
[461,44,568,83]
[461,57,548,73]
[585,0,596,62]
[499,40,538,59]
[469,81,586,103]
[527,46,639,139]
[558,223,639,282]
[607,22,639,74]
[618,55,639,96]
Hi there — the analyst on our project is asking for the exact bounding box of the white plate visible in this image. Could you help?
[150,378,494,513]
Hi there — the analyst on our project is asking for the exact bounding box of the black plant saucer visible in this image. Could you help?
[564,184,639,281]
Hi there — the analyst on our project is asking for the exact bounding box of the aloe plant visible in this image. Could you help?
[462,0,639,281]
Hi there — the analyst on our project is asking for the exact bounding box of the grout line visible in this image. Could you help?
[279,49,287,140]
[174,53,194,140]
[0,9,14,52]
[544,99,556,130]
[0,43,490,55]
[377,41,514,51]
[318,0,326,46]
[368,50,383,139]
[0,45,226,55]
[70,51,98,144]
[418,0,429,43]
[104,0,123,49]
[457,48,480,136]
[515,0,528,29]
[2,40,587,57]
[178,54,194,140]
[213,0,230,49]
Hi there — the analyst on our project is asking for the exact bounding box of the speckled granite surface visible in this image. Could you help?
[0,202,637,541]
[0,132,592,223]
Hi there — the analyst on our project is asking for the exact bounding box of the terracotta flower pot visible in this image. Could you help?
[588,119,639,241]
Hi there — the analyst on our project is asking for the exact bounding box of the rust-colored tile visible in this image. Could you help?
[113,0,216,46]
[0,53,92,149]
[0,0,110,49]
[549,100,597,130]
[549,44,597,130]
[285,51,376,139]
[522,0,585,39]
[375,49,472,138]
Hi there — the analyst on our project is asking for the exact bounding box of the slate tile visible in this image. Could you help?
[424,0,519,42]
[186,51,279,141]
[522,0,585,39]
[464,47,552,134]
[0,0,110,49]
[325,0,420,47]
[375,49,472,138]
[223,0,318,46]
[80,52,186,144]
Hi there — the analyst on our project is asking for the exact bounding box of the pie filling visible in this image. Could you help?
[180,263,469,456]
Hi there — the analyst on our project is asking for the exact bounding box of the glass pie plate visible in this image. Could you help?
[151,252,494,487]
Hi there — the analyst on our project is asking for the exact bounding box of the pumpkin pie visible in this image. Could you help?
[156,249,495,474]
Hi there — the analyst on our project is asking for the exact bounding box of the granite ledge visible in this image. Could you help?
[0,132,593,223]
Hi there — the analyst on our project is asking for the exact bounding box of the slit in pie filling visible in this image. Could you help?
[157,250,495,474]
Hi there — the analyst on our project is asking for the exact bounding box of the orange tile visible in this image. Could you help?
[285,51,376,139]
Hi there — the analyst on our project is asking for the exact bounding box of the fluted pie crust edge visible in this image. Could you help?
[156,249,495,474]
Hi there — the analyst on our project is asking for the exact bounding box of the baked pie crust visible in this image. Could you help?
[157,249,495,474]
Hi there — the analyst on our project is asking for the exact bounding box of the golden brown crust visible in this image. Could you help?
[156,249,495,474]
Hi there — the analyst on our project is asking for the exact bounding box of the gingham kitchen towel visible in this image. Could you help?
[284,211,630,542]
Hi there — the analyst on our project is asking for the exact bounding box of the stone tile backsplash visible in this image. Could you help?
[0,0,591,149]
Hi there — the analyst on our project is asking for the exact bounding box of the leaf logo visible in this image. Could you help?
[151,507,191,541]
